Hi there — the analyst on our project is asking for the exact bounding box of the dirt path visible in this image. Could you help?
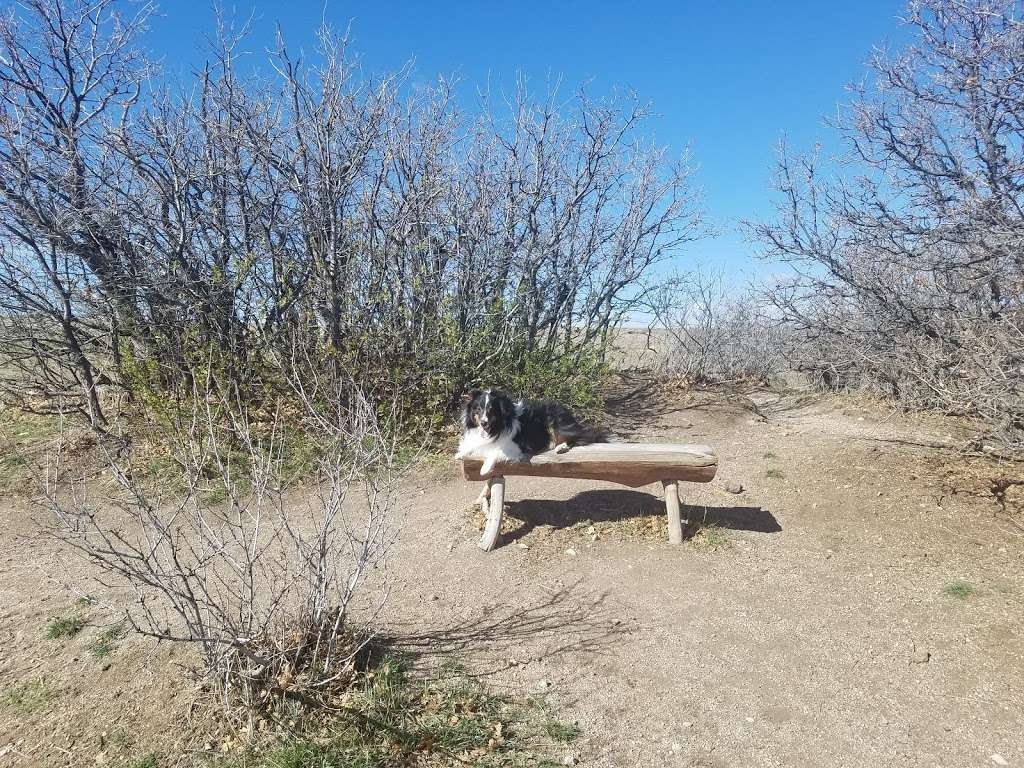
[387,381,1024,768]
[1,380,1022,767]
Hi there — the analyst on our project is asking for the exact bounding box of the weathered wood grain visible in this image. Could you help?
[462,442,718,487]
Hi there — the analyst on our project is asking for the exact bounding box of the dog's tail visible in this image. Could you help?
[568,424,609,445]
[550,404,608,446]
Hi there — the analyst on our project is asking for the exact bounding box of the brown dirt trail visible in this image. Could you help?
[1,379,1022,767]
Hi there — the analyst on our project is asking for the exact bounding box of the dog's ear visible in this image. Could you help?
[463,388,482,403]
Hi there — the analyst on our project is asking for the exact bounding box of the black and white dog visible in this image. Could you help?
[456,388,606,475]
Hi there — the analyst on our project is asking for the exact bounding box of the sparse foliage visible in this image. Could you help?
[45,613,87,639]
[751,0,1024,454]
[943,580,975,599]
[649,268,784,384]
[2,678,57,715]
[40,351,405,714]
[215,658,578,768]
[0,0,704,434]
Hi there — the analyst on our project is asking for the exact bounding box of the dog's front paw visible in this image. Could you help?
[554,442,570,454]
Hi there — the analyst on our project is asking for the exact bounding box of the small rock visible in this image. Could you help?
[430,594,440,601]
[538,679,551,690]
[745,716,754,723]
[586,525,596,534]
[590,534,599,542]
[565,548,576,556]
[991,755,1008,766]
[611,618,622,626]
[517,542,530,550]
[681,721,693,728]
[911,649,931,664]
[561,754,579,766]
[724,481,744,494]
[101,662,112,672]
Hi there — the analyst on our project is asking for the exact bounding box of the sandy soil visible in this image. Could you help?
[1,375,1022,767]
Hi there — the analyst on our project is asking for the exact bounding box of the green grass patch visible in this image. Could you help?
[542,718,580,743]
[125,754,159,768]
[943,580,975,599]
[693,525,730,550]
[89,620,128,659]
[214,656,576,768]
[106,728,134,751]
[2,678,57,715]
[766,468,785,479]
[46,613,87,639]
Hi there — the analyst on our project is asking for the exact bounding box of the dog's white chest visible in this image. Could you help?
[456,424,524,474]
[458,426,493,455]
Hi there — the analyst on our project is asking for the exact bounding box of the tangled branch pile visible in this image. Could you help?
[752,0,1024,454]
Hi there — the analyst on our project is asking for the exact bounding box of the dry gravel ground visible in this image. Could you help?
[1,376,1022,767]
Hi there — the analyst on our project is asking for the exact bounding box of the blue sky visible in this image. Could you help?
[145,1,911,281]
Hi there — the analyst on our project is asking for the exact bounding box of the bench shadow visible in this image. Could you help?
[503,489,781,543]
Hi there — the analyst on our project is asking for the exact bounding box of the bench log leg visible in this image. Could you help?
[663,479,683,545]
[478,475,505,551]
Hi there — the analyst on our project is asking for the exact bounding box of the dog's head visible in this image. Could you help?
[461,388,515,437]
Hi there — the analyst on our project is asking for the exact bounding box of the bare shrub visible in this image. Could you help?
[0,0,705,433]
[38,357,403,715]
[649,268,784,384]
[750,0,1024,454]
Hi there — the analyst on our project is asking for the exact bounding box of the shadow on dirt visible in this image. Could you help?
[502,489,781,542]
[684,503,782,534]
[388,580,636,676]
[602,374,785,439]
[603,377,681,420]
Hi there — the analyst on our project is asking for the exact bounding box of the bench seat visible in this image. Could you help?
[462,443,719,550]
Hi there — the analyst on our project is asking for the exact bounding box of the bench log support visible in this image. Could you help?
[463,443,716,551]
[663,480,683,545]
[478,476,505,551]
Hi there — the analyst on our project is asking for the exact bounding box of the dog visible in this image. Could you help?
[455,388,606,476]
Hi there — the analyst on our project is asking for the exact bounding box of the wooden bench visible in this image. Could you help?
[462,443,719,551]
